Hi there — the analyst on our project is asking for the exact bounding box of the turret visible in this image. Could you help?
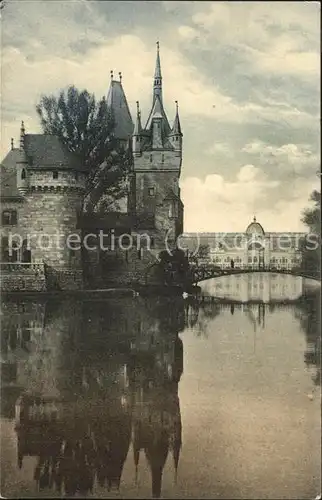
[132,101,143,156]
[16,121,29,195]
[169,101,182,153]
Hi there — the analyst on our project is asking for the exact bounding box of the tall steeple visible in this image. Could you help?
[153,41,162,103]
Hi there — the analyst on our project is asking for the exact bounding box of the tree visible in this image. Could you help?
[301,189,321,278]
[36,86,132,212]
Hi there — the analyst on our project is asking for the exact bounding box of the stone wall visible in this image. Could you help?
[2,190,83,268]
[1,271,46,292]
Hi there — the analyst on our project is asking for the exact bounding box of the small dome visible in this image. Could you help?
[245,216,265,236]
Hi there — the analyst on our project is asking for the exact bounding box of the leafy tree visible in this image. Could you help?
[36,85,132,212]
[301,189,321,278]
[197,244,210,260]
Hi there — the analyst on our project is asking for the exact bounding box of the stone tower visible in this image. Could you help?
[131,42,184,249]
[11,122,86,289]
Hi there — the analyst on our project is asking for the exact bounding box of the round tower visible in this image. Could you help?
[15,123,87,289]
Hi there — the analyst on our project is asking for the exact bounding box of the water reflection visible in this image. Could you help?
[0,278,320,498]
[1,296,184,498]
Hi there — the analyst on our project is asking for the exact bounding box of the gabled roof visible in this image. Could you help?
[107,80,134,141]
[145,95,171,134]
[163,189,182,202]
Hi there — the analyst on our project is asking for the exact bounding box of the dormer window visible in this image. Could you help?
[21,169,26,180]
[53,171,59,180]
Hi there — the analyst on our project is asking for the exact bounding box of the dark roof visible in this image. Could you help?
[1,150,23,199]
[24,134,86,171]
[107,81,134,141]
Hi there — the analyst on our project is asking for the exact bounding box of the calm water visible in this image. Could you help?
[1,274,321,499]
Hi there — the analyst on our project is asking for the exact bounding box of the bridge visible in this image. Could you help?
[189,264,320,284]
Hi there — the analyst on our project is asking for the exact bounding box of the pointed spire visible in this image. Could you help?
[153,41,162,103]
[133,101,142,136]
[20,121,25,150]
[154,41,162,79]
[171,101,182,136]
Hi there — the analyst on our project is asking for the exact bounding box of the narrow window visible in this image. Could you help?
[148,187,155,196]
[75,172,79,181]
[21,169,26,180]
[53,171,59,180]
[161,154,164,163]
[150,154,153,163]
[2,210,17,226]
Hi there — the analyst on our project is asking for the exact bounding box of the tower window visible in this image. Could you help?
[53,171,59,180]
[176,137,178,141]
[2,210,17,226]
[161,154,164,163]
[21,169,26,180]
[150,154,153,163]
[148,187,155,196]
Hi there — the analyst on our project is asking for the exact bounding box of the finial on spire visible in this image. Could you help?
[110,70,114,80]
[20,121,25,150]
[253,215,256,222]
[11,137,14,150]
[136,100,140,113]
[119,71,122,83]
[156,40,159,50]
[175,100,178,112]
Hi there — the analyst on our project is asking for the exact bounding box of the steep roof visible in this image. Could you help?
[24,134,84,170]
[107,80,134,141]
[1,135,84,171]
[145,96,171,134]
[0,134,85,199]
[0,150,23,199]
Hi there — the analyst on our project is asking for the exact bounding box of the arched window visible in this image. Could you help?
[2,210,17,226]
[21,169,26,180]
[253,256,258,262]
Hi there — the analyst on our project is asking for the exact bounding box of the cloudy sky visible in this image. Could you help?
[1,0,320,232]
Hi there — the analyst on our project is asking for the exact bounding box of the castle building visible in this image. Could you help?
[129,41,184,249]
[0,42,185,291]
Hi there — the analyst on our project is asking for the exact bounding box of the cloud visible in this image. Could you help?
[1,0,319,233]
[181,164,318,232]
[242,140,319,175]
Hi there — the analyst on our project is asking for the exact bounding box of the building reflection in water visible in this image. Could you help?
[0,296,184,498]
[200,272,304,303]
[0,281,320,498]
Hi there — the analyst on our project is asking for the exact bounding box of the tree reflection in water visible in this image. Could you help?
[2,289,320,498]
[11,296,185,498]
[295,290,321,386]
